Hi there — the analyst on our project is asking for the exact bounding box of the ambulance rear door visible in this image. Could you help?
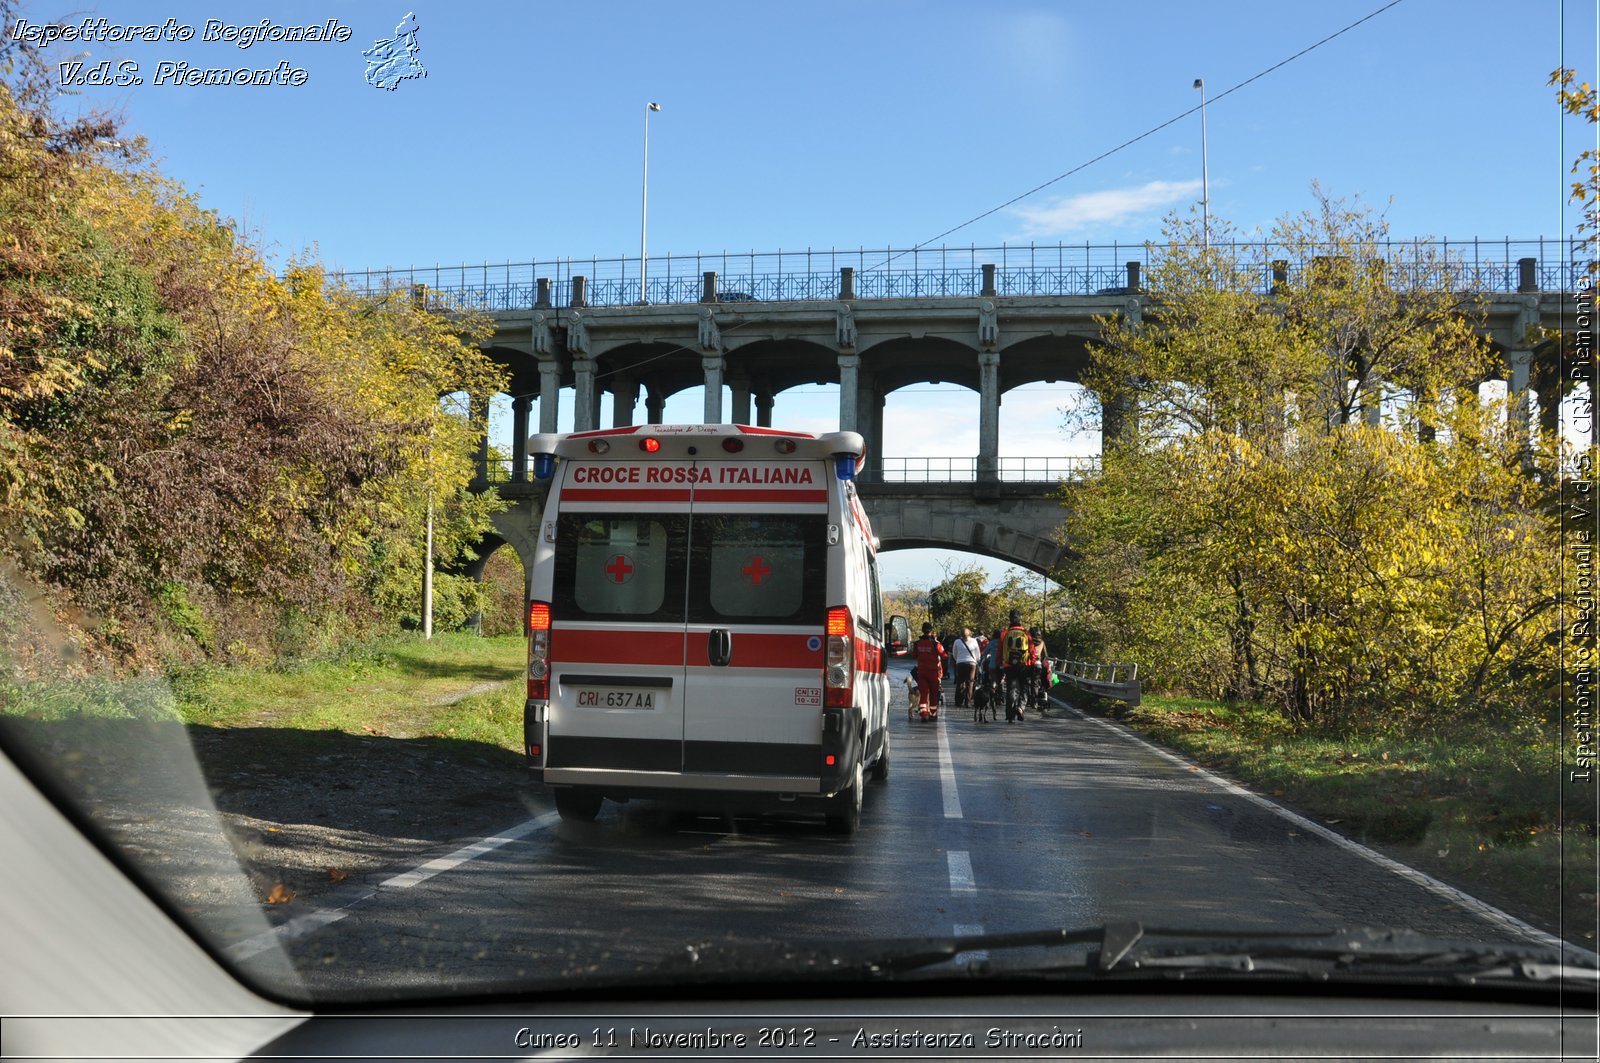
[680,461,833,785]
[544,462,693,780]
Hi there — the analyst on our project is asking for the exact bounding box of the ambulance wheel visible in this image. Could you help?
[826,757,863,835]
[869,728,889,782]
[554,787,603,822]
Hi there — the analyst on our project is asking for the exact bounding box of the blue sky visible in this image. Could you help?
[22,0,1598,591]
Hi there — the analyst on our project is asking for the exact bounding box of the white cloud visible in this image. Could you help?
[1009,179,1203,238]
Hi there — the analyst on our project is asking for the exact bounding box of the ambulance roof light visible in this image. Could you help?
[533,454,556,480]
[834,454,856,481]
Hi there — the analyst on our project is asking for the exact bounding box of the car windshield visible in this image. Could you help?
[1,0,1596,1045]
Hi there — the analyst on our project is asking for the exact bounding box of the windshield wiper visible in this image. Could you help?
[659,923,1600,988]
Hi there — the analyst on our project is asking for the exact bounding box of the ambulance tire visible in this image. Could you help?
[825,756,863,835]
[869,727,889,782]
[554,787,603,823]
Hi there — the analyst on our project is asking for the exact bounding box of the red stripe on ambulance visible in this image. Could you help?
[695,488,828,504]
[553,628,686,666]
[686,631,826,670]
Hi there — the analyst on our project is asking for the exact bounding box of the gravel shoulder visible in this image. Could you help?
[3,691,540,930]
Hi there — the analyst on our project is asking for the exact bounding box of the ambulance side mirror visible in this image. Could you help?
[886,614,910,657]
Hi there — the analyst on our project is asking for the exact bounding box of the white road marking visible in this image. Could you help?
[1061,699,1600,962]
[947,850,976,893]
[954,922,990,963]
[225,812,558,961]
[934,713,963,819]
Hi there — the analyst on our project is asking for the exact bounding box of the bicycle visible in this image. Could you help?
[1031,668,1051,716]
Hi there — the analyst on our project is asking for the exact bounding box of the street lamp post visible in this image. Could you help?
[640,101,661,304]
[1193,78,1209,248]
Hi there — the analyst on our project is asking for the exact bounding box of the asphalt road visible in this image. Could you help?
[240,660,1556,999]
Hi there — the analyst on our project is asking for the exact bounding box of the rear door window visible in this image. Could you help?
[688,514,825,624]
[553,514,687,622]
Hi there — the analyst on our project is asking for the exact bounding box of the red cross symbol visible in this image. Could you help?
[741,555,772,586]
[605,553,634,584]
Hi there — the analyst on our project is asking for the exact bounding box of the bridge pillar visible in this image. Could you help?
[511,393,531,480]
[611,374,637,428]
[863,381,884,482]
[702,353,725,423]
[573,356,597,431]
[978,350,1001,482]
[729,371,752,425]
[537,357,561,433]
[645,383,666,425]
[754,386,774,428]
[1508,297,1540,454]
[471,394,491,478]
[1102,390,1139,451]
[1361,367,1384,428]
[837,353,861,432]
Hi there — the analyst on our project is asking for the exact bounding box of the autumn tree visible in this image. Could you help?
[928,565,990,633]
[1065,192,1560,729]
[0,19,507,662]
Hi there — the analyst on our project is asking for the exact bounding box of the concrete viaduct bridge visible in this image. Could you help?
[341,240,1585,576]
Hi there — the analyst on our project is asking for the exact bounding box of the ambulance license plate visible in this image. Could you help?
[573,688,657,710]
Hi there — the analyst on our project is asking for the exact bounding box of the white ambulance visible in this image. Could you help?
[522,424,894,833]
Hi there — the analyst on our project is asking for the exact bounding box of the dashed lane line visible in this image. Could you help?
[934,713,963,819]
[947,850,976,893]
[224,812,558,962]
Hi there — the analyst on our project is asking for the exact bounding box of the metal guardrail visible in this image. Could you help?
[1052,658,1142,706]
[330,238,1586,311]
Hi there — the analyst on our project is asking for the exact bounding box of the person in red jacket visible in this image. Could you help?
[913,622,947,719]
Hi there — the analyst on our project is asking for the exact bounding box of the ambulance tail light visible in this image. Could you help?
[721,437,744,453]
[527,600,552,701]
[825,606,853,708]
[639,436,661,453]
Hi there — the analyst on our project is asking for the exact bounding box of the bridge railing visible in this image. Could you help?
[478,455,1102,485]
[1052,659,1142,706]
[330,237,1586,311]
[873,456,1101,483]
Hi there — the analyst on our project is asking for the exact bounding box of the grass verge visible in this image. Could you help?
[1080,692,1597,949]
[169,631,527,747]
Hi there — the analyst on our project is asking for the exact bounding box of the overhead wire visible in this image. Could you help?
[876,0,1408,265]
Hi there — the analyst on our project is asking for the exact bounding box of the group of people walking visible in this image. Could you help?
[910,610,1051,724]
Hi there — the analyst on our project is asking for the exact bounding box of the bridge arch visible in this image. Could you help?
[858,488,1072,575]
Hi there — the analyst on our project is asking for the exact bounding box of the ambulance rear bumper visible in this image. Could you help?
[543,767,825,795]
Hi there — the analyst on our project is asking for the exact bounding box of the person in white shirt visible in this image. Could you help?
[950,626,981,708]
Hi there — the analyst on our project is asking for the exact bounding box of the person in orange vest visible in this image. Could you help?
[913,622,948,719]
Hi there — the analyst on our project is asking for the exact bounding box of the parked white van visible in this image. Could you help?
[522,425,893,833]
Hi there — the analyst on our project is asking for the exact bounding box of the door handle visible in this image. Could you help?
[707,629,732,667]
